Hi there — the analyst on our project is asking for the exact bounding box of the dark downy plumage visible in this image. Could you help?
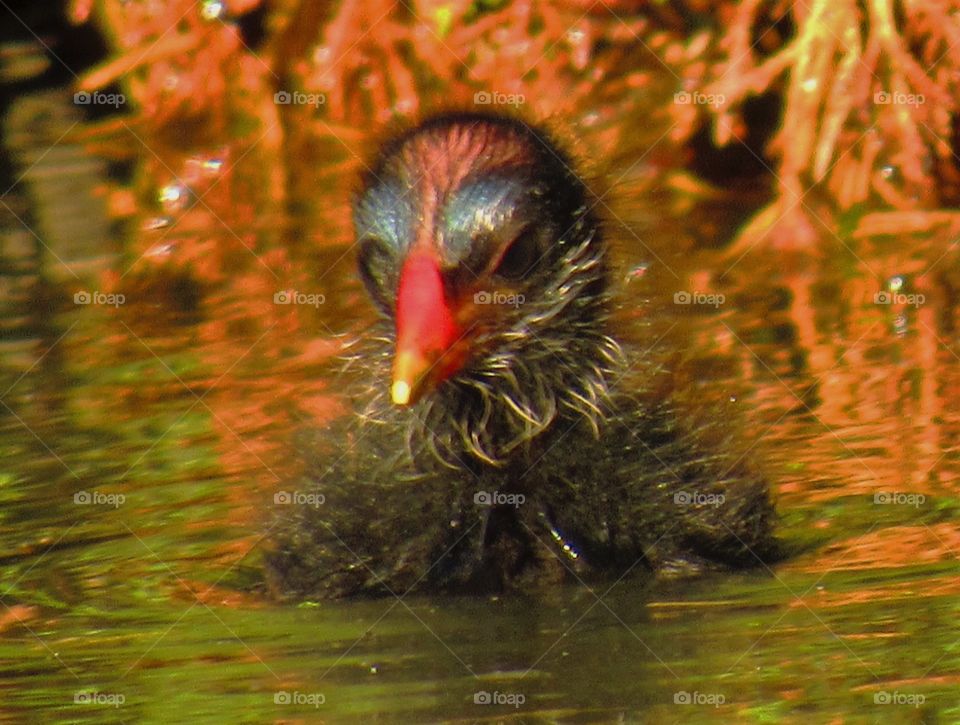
[265,112,778,599]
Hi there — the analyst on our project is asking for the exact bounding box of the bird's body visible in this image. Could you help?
[265,112,777,599]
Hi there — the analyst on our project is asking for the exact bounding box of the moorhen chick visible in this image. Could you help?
[266,111,777,599]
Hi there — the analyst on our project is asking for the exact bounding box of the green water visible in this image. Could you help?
[1,68,958,725]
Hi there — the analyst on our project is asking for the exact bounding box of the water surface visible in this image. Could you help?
[1,57,958,725]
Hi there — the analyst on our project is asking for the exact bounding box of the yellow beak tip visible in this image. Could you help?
[391,380,412,406]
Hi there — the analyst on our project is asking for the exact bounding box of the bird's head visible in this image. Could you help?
[353,112,621,464]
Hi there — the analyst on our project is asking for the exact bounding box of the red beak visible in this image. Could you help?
[391,252,463,405]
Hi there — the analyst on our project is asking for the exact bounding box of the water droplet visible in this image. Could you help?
[548,526,580,560]
[887,275,905,292]
[624,263,649,282]
[880,165,899,181]
[187,155,224,178]
[801,77,818,93]
[200,0,224,21]
[145,242,176,258]
[581,111,599,127]
[142,216,171,231]
[729,395,737,403]
[158,182,190,213]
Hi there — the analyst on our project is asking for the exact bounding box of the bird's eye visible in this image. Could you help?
[357,237,396,311]
[492,227,539,281]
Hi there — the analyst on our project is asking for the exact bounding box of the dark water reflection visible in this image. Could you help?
[1,84,958,723]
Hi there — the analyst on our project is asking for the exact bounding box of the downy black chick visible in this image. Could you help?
[265,112,778,599]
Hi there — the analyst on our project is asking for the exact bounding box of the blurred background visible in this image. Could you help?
[0,1,958,722]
